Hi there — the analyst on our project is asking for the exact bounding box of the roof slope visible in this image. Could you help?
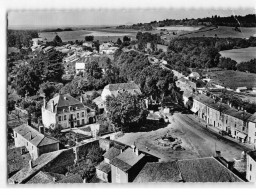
[134,161,182,183]
[177,157,243,182]
[110,148,145,172]
[96,162,111,173]
[26,171,55,184]
[103,147,122,161]
[57,174,83,183]
[247,151,256,161]
[13,124,59,147]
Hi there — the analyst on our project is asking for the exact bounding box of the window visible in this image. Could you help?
[27,142,28,146]
[235,124,236,128]
[234,131,236,136]
[226,120,228,124]
[32,146,33,150]
[82,112,84,117]
[64,115,66,120]
[82,119,85,125]
[87,108,91,113]
[77,113,79,118]
[58,116,61,121]
[255,139,256,143]
[77,120,80,126]
[15,133,17,138]
[250,164,252,171]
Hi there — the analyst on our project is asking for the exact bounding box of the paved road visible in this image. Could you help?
[172,113,250,161]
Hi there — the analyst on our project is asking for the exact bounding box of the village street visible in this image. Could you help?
[116,112,251,161]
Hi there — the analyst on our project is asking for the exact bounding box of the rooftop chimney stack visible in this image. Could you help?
[131,145,136,153]
[29,160,33,169]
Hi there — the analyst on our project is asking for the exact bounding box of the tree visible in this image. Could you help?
[39,81,63,100]
[105,92,148,132]
[53,34,62,46]
[123,36,131,42]
[116,38,122,45]
[85,36,94,42]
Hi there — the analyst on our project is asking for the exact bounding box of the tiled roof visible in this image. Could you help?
[45,94,85,113]
[248,113,256,123]
[223,108,252,121]
[133,161,182,183]
[103,147,122,161]
[247,151,256,161]
[110,148,145,172]
[134,157,243,183]
[96,161,111,173]
[8,150,64,184]
[57,174,83,183]
[105,82,140,92]
[92,96,104,105]
[26,171,55,184]
[7,147,31,176]
[177,157,243,182]
[13,124,59,147]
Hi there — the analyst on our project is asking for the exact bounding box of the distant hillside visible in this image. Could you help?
[117,14,256,30]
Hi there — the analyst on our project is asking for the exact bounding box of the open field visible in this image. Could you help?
[181,26,256,38]
[219,47,256,63]
[157,26,202,31]
[116,113,249,161]
[39,28,137,43]
[207,70,256,89]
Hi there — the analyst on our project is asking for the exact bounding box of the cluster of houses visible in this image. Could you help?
[8,135,256,183]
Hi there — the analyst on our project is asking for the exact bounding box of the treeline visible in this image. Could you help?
[41,28,73,32]
[117,14,256,30]
[160,36,256,75]
[7,30,38,48]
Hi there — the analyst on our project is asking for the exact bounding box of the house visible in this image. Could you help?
[92,96,105,113]
[26,171,65,184]
[248,113,256,146]
[7,146,31,178]
[42,94,96,129]
[13,124,59,160]
[236,87,247,93]
[43,46,54,53]
[101,82,142,101]
[110,145,148,183]
[188,72,200,80]
[75,62,86,75]
[99,42,118,54]
[8,149,75,184]
[246,151,256,182]
[83,42,93,48]
[134,157,244,183]
[176,77,196,92]
[252,87,256,93]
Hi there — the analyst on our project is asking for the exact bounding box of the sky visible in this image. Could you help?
[8,8,256,28]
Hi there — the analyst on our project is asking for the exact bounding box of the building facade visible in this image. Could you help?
[246,151,256,182]
[42,94,95,129]
[13,124,59,160]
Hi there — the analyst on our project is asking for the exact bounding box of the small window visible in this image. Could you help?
[255,132,256,136]
[82,119,85,125]
[226,120,227,124]
[15,133,17,138]
[250,164,252,171]
[64,115,66,120]
[58,116,61,121]
[77,120,80,126]
[235,124,236,128]
[77,113,79,118]
[234,131,236,136]
[87,109,91,113]
[82,112,84,117]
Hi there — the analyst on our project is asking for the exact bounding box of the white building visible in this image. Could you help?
[248,113,256,146]
[101,82,142,101]
[236,87,247,93]
[13,124,59,160]
[99,42,118,55]
[42,94,95,129]
[246,151,256,182]
[75,62,86,75]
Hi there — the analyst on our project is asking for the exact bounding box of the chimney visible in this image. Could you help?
[135,148,140,156]
[52,101,54,112]
[80,96,83,103]
[83,178,87,183]
[215,151,221,158]
[39,126,44,134]
[131,145,136,153]
[29,160,33,169]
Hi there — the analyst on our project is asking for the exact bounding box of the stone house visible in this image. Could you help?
[42,94,95,129]
[246,151,256,182]
[247,113,256,146]
[13,124,59,160]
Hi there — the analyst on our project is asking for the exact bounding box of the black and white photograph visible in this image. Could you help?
[2,0,256,188]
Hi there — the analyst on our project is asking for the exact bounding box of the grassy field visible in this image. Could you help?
[181,26,256,38]
[219,47,256,63]
[208,70,256,89]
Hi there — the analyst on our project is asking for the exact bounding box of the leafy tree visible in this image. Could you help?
[53,34,62,46]
[218,57,237,70]
[105,92,148,132]
[85,36,94,42]
[39,81,63,100]
[116,38,122,45]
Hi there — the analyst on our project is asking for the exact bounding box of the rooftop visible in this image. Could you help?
[96,161,111,173]
[103,147,122,161]
[57,174,83,183]
[134,161,182,183]
[110,148,145,172]
[247,150,256,161]
[134,157,243,183]
[13,124,59,147]
[248,113,256,123]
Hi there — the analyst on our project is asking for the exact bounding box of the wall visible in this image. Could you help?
[101,88,112,101]
[248,122,256,146]
[38,143,59,157]
[246,154,256,182]
[111,165,128,183]
[42,107,57,129]
[96,169,109,182]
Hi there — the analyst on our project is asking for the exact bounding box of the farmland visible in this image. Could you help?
[219,47,256,63]
[181,26,256,38]
[207,70,256,89]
